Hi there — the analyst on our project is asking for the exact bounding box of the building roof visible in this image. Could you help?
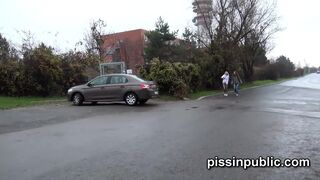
[102,29,147,38]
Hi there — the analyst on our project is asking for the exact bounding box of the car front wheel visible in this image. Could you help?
[73,93,83,106]
[125,92,138,106]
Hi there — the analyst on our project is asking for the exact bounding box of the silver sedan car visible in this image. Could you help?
[67,74,159,106]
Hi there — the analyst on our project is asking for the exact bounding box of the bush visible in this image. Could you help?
[170,79,188,99]
[148,59,178,93]
[60,52,99,93]
[172,62,201,92]
[196,55,225,89]
[21,43,63,96]
[0,61,21,96]
[254,64,279,80]
[0,43,99,97]
[139,55,232,97]
[254,56,298,81]
[140,58,201,98]
[294,68,304,77]
[275,56,295,78]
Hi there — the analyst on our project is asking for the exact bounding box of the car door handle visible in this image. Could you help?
[120,85,125,88]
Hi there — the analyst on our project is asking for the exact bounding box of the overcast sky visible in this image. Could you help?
[1,0,319,67]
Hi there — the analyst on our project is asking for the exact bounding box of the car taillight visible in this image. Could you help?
[140,83,150,89]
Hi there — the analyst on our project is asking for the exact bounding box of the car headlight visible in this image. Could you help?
[68,88,73,93]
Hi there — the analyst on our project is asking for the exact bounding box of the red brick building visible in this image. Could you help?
[101,29,147,74]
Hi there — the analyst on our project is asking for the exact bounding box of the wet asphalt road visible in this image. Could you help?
[0,74,320,180]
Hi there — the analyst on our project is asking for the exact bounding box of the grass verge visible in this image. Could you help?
[0,78,295,108]
[0,96,66,110]
[158,94,181,101]
[189,77,295,100]
[189,90,221,100]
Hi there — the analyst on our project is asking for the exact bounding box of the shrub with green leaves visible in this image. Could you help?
[170,79,188,99]
[255,64,279,80]
[196,55,225,89]
[140,58,201,98]
[0,38,99,96]
[148,58,177,93]
[172,62,200,93]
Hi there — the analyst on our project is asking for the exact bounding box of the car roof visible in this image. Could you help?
[99,74,134,77]
[89,74,145,83]
[99,74,142,80]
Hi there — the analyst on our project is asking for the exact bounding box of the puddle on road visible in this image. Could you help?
[208,103,252,112]
[185,106,199,111]
[216,106,225,110]
[208,106,226,111]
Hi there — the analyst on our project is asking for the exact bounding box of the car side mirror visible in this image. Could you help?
[87,83,93,87]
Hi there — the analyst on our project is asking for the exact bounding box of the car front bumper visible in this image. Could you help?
[67,92,73,101]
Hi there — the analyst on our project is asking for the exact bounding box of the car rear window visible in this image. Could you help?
[130,75,146,82]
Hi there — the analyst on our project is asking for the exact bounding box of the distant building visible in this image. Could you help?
[101,29,147,74]
[192,0,213,46]
[100,29,185,74]
[192,0,213,29]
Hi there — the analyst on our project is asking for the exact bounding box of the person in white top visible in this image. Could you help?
[221,71,229,96]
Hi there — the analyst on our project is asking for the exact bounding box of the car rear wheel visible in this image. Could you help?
[125,92,138,106]
[72,93,83,106]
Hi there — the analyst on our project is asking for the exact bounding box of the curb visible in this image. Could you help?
[196,93,220,100]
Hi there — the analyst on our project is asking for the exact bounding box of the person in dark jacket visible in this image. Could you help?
[232,71,243,96]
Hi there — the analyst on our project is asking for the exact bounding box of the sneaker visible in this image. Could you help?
[236,94,239,96]
[224,94,227,96]
[226,94,228,97]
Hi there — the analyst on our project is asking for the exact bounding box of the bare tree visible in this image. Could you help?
[233,0,280,80]
[84,19,107,62]
[19,30,36,53]
[193,0,280,80]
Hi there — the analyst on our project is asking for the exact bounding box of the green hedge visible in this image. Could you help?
[0,44,99,96]
[140,58,201,98]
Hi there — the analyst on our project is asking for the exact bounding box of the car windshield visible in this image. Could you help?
[89,76,108,86]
